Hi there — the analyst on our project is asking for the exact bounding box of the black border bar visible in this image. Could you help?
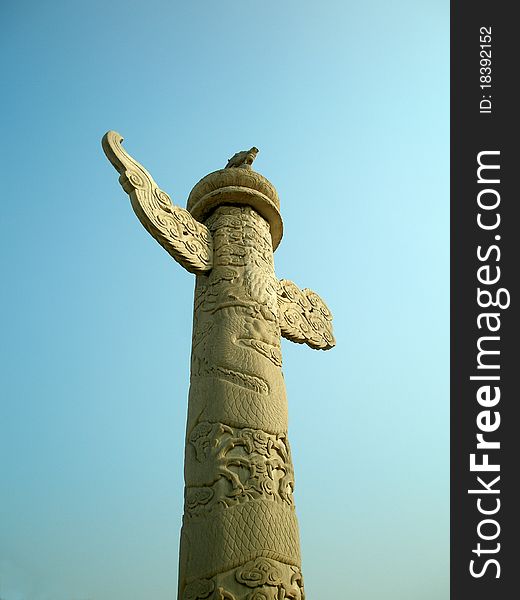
[451,2,518,598]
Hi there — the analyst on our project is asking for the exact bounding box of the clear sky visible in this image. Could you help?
[0,1,448,599]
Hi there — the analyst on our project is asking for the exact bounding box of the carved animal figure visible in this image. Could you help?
[225,147,259,169]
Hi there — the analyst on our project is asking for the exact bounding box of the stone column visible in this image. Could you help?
[179,205,303,600]
[101,132,335,600]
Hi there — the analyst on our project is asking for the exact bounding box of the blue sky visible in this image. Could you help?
[1,1,448,599]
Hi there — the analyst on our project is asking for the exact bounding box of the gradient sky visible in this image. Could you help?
[0,1,449,599]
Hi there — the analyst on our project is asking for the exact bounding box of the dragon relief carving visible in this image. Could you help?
[191,208,281,379]
[185,422,295,516]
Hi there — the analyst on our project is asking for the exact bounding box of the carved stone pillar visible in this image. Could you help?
[101,133,335,600]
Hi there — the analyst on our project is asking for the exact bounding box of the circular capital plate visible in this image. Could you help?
[187,169,283,250]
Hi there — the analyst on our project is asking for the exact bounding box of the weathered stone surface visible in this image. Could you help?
[102,133,335,600]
